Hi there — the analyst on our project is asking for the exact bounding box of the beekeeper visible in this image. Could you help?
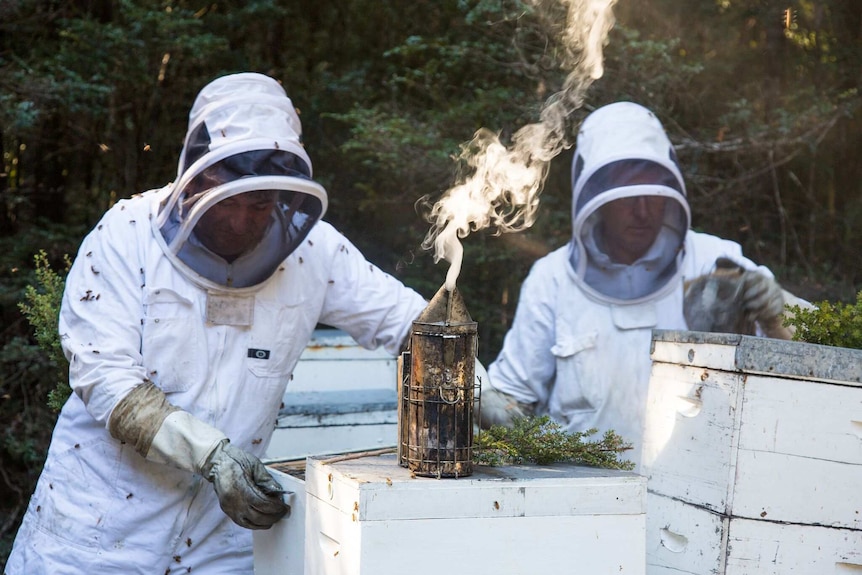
[7,72,427,574]
[482,102,793,469]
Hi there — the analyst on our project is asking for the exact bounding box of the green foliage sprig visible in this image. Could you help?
[784,291,862,350]
[474,415,635,470]
[17,251,71,410]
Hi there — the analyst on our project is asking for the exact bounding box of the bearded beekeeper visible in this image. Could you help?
[7,72,427,573]
[481,102,800,470]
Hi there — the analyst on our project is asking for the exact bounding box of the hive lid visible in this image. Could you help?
[651,329,862,385]
[304,453,645,521]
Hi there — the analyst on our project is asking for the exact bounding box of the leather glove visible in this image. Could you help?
[740,270,786,322]
[479,385,534,429]
[740,270,797,339]
[109,382,289,530]
[202,439,289,530]
[473,359,523,429]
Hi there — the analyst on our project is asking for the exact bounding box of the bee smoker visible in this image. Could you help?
[398,285,479,478]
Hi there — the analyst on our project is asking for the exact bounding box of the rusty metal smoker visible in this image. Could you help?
[398,285,479,478]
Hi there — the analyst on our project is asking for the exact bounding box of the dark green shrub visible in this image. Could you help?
[785,291,862,350]
[17,251,70,410]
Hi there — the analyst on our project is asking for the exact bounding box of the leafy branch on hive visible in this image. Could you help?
[784,291,862,350]
[474,415,635,470]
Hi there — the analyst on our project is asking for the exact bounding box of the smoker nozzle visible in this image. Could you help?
[417,284,473,325]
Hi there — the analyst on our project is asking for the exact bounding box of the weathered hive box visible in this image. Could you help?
[256,453,647,575]
[642,330,862,574]
[253,467,307,575]
[265,329,398,461]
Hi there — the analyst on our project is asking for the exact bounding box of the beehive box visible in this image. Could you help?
[257,453,647,575]
[307,454,645,575]
[641,330,862,574]
[265,329,399,461]
[253,467,307,575]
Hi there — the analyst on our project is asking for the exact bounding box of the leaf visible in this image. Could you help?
[474,415,634,470]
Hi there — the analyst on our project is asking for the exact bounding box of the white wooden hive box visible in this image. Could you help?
[303,453,647,575]
[642,330,862,574]
[265,329,399,461]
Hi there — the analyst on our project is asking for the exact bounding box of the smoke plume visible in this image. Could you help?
[421,0,618,291]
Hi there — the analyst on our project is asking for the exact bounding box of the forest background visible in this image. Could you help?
[1,0,860,563]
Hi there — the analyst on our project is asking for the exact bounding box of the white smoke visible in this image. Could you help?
[421,0,618,291]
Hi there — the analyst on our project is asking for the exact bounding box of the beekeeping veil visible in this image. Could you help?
[153,72,327,292]
[569,102,691,305]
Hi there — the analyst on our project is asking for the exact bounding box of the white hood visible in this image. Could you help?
[153,72,328,291]
[569,102,691,305]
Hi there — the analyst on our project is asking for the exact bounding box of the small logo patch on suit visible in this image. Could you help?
[248,348,271,360]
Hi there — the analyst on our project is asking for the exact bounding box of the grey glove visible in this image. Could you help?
[109,382,289,530]
[202,439,290,530]
[740,270,786,322]
[479,386,534,429]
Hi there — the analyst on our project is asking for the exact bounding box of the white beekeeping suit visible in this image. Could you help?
[7,72,427,574]
[485,102,785,470]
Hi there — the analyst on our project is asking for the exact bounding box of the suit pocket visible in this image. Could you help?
[29,439,118,552]
[141,287,206,392]
[551,332,602,411]
[246,299,307,378]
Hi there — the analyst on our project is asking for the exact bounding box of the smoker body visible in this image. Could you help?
[642,330,862,574]
[399,286,479,477]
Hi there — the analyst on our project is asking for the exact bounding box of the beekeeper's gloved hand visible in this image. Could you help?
[480,387,534,429]
[740,270,785,322]
[109,382,289,530]
[740,270,793,339]
[476,361,533,429]
[202,439,289,529]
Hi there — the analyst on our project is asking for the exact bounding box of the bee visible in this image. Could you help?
[783,7,797,29]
